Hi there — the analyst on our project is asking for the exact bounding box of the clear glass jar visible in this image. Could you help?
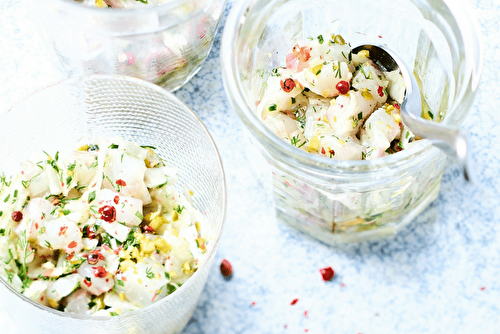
[221,0,482,245]
[26,0,227,91]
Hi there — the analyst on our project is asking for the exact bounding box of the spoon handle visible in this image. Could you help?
[402,115,472,182]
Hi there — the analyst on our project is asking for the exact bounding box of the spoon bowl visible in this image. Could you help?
[352,44,471,181]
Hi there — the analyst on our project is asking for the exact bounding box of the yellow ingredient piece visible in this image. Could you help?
[120,259,136,272]
[333,34,345,45]
[196,237,206,251]
[77,145,89,151]
[360,88,373,100]
[139,238,155,256]
[144,148,156,168]
[309,58,323,76]
[118,249,130,260]
[153,238,171,253]
[131,247,141,260]
[393,113,401,124]
[357,50,370,58]
[95,0,106,7]
[195,221,201,232]
[48,298,58,309]
[182,262,192,274]
[308,136,320,152]
[172,211,179,222]
[149,215,168,231]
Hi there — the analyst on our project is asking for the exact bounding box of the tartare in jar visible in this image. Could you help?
[0,137,208,316]
[257,32,415,160]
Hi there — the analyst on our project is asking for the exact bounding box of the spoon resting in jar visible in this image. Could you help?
[352,44,471,182]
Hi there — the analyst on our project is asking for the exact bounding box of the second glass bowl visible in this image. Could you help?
[26,0,227,91]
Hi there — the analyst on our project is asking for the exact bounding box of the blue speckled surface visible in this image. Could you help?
[1,0,499,333]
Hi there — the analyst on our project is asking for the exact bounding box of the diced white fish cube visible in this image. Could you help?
[93,189,143,227]
[115,257,169,308]
[37,217,83,254]
[47,273,80,302]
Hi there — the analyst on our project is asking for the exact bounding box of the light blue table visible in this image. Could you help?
[1,1,499,333]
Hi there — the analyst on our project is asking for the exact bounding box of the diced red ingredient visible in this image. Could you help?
[125,52,135,65]
[116,179,127,187]
[329,149,335,157]
[394,103,400,109]
[58,225,68,237]
[336,80,350,95]
[321,147,326,155]
[304,310,309,318]
[220,259,233,278]
[88,250,104,265]
[67,241,78,249]
[378,86,384,97]
[93,266,107,278]
[280,78,296,93]
[83,278,92,287]
[99,205,116,223]
[319,266,335,281]
[113,246,123,256]
[113,196,120,204]
[143,225,155,234]
[11,211,23,222]
[86,225,97,239]
[293,44,311,62]
[290,298,299,305]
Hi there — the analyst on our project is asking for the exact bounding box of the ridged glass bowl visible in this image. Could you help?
[221,0,482,245]
[0,75,226,333]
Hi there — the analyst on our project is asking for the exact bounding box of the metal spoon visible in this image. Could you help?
[352,44,471,182]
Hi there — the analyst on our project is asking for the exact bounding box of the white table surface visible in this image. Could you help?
[1,0,499,333]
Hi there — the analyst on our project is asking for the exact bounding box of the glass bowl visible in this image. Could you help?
[0,75,226,333]
[26,0,227,91]
[221,0,482,245]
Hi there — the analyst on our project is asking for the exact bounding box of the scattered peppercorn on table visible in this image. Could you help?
[1,0,499,333]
